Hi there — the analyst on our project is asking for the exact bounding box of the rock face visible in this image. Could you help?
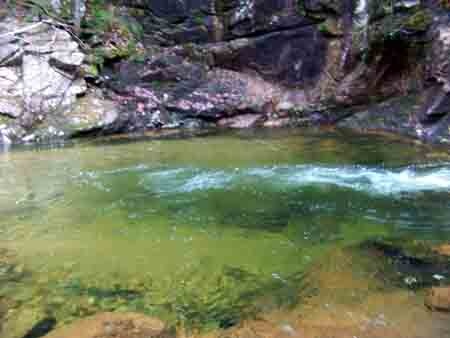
[0,20,82,119]
[0,17,118,143]
[43,312,174,338]
[1,1,450,144]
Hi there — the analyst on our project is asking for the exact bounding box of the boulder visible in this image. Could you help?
[0,303,53,338]
[43,312,174,338]
[425,287,450,312]
[433,244,450,257]
[0,18,87,137]
[0,67,23,118]
[218,114,264,128]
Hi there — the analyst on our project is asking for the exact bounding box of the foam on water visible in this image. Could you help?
[140,165,450,196]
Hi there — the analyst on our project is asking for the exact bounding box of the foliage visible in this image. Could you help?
[80,1,145,68]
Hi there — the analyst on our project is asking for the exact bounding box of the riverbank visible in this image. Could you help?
[1,1,450,146]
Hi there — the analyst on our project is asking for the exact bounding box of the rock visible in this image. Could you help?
[218,114,264,129]
[43,312,174,338]
[433,244,450,257]
[337,95,422,139]
[0,43,22,66]
[263,117,292,128]
[53,92,119,137]
[0,18,87,134]
[49,51,85,72]
[1,307,52,338]
[1,1,449,144]
[0,67,23,118]
[425,287,450,312]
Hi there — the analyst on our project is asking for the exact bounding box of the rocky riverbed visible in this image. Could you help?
[0,129,449,338]
[7,240,449,338]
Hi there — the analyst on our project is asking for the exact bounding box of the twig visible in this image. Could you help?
[0,21,46,39]
[0,19,88,51]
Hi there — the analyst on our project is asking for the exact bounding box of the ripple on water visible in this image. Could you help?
[138,165,450,196]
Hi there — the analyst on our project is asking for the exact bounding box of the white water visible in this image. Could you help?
[355,0,369,27]
[140,165,450,196]
[354,0,370,51]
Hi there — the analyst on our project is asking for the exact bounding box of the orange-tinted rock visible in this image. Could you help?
[433,244,450,257]
[425,287,450,312]
[44,312,174,338]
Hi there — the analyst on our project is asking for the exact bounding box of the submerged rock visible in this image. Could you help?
[43,312,174,338]
[433,244,450,257]
[425,287,450,312]
[1,308,52,338]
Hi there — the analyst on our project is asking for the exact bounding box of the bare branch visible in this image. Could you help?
[0,21,47,39]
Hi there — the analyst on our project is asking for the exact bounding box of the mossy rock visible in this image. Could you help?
[0,114,13,125]
[80,64,99,79]
[370,7,433,44]
[317,18,343,37]
[403,9,433,32]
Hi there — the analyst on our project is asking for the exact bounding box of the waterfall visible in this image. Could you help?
[50,0,61,13]
[355,0,370,52]
[339,0,355,72]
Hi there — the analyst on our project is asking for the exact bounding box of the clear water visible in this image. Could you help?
[0,129,449,335]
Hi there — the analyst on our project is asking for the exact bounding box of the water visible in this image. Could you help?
[0,129,449,335]
[354,0,370,52]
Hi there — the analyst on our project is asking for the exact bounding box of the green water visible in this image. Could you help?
[0,129,450,333]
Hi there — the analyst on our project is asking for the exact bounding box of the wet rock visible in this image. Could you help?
[1,1,449,144]
[43,312,174,338]
[1,307,51,338]
[209,25,328,87]
[263,117,292,128]
[22,318,57,338]
[107,52,282,126]
[433,244,450,257]
[425,287,450,312]
[60,93,119,136]
[31,91,120,141]
[218,114,264,129]
[337,96,421,139]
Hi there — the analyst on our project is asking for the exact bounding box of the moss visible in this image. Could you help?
[368,7,433,49]
[192,10,208,26]
[403,9,433,32]
[297,0,306,16]
[80,64,99,78]
[0,114,13,126]
[317,18,343,36]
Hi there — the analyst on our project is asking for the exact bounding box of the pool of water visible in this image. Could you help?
[0,129,449,335]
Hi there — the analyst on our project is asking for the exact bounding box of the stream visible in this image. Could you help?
[0,128,449,337]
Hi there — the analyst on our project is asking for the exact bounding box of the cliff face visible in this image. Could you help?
[1,0,450,144]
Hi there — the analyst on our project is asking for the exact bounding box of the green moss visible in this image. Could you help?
[403,9,433,32]
[192,10,208,26]
[0,114,13,125]
[317,18,343,36]
[297,0,306,16]
[80,63,99,78]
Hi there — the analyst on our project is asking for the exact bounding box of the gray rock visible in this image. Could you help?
[0,43,22,66]
[0,67,23,118]
[0,18,87,130]
[50,51,85,72]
